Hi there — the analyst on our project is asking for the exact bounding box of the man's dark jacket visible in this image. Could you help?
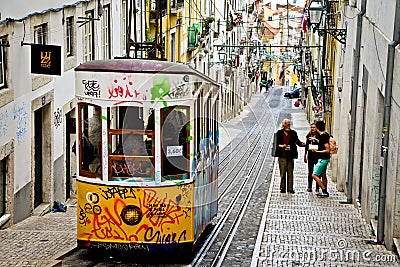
[273,129,304,159]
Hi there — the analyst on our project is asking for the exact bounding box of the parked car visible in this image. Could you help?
[284,88,300,98]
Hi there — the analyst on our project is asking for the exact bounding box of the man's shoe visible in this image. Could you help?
[307,188,312,192]
[280,189,286,193]
[288,190,295,194]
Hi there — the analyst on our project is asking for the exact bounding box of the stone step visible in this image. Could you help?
[267,213,368,224]
[262,233,385,250]
[268,204,362,213]
[268,207,361,217]
[265,220,372,237]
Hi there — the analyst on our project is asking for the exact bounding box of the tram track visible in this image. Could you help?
[191,89,284,266]
[217,91,279,199]
[56,87,290,267]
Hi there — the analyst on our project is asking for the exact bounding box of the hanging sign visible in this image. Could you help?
[31,44,61,75]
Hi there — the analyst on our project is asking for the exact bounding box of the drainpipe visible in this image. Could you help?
[377,0,400,244]
[346,0,366,204]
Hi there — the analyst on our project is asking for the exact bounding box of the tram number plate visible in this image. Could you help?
[166,146,183,157]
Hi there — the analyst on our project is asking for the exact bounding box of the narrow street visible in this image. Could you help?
[0,87,398,266]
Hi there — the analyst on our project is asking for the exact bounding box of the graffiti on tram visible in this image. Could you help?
[77,182,194,246]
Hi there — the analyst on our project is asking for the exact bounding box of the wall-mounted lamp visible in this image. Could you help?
[218,47,227,63]
[306,0,347,45]
[307,0,325,27]
[208,46,227,67]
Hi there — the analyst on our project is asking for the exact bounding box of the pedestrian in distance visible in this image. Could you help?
[304,123,320,192]
[310,120,331,197]
[274,119,306,194]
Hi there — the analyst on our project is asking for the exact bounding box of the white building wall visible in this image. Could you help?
[0,0,128,225]
[337,0,400,250]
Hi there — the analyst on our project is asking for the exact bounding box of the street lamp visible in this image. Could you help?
[208,46,227,67]
[218,47,227,63]
[307,0,325,27]
[306,0,347,45]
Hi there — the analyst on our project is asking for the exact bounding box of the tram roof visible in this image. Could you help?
[75,59,218,86]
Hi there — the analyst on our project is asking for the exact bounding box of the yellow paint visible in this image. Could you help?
[77,179,194,245]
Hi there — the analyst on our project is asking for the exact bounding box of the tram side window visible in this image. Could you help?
[161,106,189,181]
[79,104,102,177]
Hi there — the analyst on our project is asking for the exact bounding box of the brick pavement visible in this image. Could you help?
[253,112,400,267]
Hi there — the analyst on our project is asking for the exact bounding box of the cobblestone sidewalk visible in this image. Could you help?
[255,114,400,267]
[0,200,77,267]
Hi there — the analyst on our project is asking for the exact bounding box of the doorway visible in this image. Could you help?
[34,109,43,208]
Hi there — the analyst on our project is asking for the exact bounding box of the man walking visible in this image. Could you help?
[274,119,305,193]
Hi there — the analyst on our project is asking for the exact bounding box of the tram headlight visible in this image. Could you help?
[120,205,143,225]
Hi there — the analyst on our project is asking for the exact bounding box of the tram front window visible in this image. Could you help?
[161,106,189,181]
[108,107,155,181]
[79,105,102,177]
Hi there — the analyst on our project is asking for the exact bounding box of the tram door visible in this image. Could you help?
[34,109,43,208]
[65,110,76,200]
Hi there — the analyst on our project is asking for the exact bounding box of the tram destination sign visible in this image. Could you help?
[31,44,61,75]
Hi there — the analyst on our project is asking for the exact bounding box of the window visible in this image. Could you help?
[108,106,155,181]
[268,16,273,21]
[34,23,48,45]
[0,36,7,88]
[161,106,189,180]
[0,158,7,217]
[66,16,74,56]
[79,104,102,177]
[170,32,175,62]
[83,10,95,62]
[102,5,111,59]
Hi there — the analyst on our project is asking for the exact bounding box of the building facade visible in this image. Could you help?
[0,0,257,228]
[305,0,400,252]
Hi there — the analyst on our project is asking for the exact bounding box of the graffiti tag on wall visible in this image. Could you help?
[54,107,62,129]
[13,103,28,143]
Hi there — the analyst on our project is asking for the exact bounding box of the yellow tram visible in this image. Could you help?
[74,59,219,254]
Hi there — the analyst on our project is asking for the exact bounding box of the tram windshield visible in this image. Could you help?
[108,106,155,182]
[78,104,191,183]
